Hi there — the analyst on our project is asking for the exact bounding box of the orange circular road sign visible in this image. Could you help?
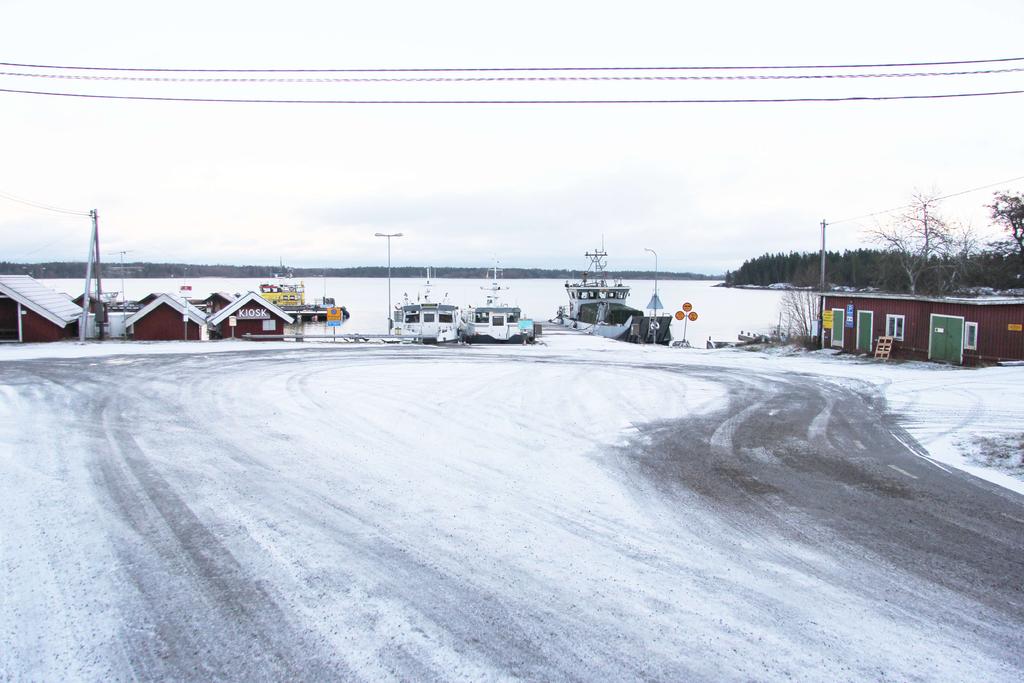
[674,311,686,321]
[688,311,699,321]
[682,302,693,312]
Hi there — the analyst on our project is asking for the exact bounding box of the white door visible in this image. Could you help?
[420,309,440,339]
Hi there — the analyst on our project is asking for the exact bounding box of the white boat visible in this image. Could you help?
[461,265,530,344]
[392,268,462,344]
[554,246,672,345]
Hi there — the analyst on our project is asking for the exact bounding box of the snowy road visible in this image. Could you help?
[2,338,1023,681]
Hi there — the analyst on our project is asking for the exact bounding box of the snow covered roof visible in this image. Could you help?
[205,291,235,303]
[207,291,295,326]
[124,293,207,328]
[0,275,82,327]
[822,291,1024,306]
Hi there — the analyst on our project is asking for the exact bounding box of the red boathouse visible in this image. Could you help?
[0,275,82,342]
[822,292,1024,365]
[207,291,294,339]
[124,293,207,341]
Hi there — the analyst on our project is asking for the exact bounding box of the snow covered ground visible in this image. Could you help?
[4,332,1021,494]
[1,332,1022,680]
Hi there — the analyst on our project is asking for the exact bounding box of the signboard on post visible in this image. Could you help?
[326,306,343,329]
[228,316,237,327]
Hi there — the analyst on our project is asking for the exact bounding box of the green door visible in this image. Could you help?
[831,308,844,347]
[929,315,964,364]
[857,310,873,352]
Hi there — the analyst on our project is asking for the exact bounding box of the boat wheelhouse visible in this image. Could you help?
[461,266,530,344]
[392,268,462,344]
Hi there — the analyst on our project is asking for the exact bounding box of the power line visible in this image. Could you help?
[3,66,1023,84]
[0,189,91,216]
[2,56,1023,73]
[3,86,1024,105]
[829,174,1024,225]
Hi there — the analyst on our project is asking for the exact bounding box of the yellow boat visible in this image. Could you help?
[258,281,305,308]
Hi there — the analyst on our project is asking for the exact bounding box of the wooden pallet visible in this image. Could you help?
[874,336,895,360]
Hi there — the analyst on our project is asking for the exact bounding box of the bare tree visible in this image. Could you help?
[941,222,982,291]
[778,288,819,346]
[989,191,1024,270]
[868,192,952,294]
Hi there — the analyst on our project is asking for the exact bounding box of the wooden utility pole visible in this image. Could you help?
[819,219,827,349]
[77,209,106,341]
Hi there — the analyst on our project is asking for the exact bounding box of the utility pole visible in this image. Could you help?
[819,219,827,349]
[78,209,104,341]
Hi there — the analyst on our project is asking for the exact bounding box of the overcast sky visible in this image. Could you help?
[2,0,1023,274]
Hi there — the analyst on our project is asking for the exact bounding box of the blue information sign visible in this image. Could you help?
[845,303,855,328]
[327,320,342,327]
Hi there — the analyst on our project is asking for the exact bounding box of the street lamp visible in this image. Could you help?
[374,232,403,333]
[644,247,659,342]
[108,249,132,338]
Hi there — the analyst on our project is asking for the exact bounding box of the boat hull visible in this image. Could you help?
[463,332,528,344]
[555,314,673,345]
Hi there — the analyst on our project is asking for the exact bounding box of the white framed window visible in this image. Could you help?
[262,319,276,331]
[964,321,978,350]
[885,314,905,341]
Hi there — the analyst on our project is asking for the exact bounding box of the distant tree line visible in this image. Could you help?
[725,248,1022,292]
[0,261,721,281]
[727,191,1024,293]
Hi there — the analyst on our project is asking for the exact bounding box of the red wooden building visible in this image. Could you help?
[0,275,81,342]
[207,291,294,339]
[822,292,1024,365]
[204,292,236,316]
[124,293,207,341]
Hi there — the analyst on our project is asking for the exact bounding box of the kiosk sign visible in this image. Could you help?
[237,307,270,320]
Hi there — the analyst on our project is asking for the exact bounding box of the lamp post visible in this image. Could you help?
[645,247,659,342]
[109,249,132,338]
[374,232,403,333]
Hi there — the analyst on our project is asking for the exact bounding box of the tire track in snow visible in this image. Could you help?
[90,386,351,680]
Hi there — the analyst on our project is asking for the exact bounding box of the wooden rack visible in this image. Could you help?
[874,336,895,360]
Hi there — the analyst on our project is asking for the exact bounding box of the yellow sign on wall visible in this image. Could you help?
[1009,323,1023,332]
[822,311,834,329]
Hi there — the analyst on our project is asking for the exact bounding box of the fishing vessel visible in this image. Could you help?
[393,268,462,344]
[555,246,672,344]
[461,265,531,344]
[258,265,306,309]
[258,280,306,308]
